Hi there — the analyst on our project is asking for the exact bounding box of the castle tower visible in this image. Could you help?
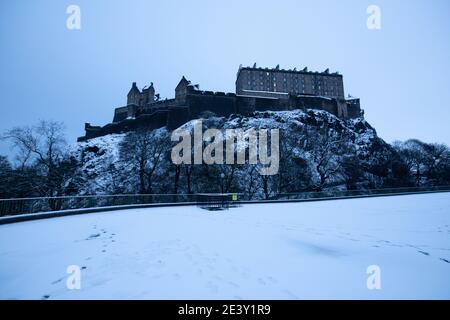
[148,82,155,102]
[175,76,190,104]
[127,82,141,106]
[141,82,156,105]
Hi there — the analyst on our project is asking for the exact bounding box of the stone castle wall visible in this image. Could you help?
[78,66,362,141]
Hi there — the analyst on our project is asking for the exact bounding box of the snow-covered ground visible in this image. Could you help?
[1,193,449,300]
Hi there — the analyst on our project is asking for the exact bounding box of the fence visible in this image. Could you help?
[0,194,196,217]
[0,185,450,217]
[261,185,450,202]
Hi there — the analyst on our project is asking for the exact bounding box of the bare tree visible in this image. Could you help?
[304,127,351,191]
[394,140,427,186]
[239,164,262,200]
[119,128,170,194]
[422,142,450,185]
[217,164,237,193]
[0,156,13,198]
[2,121,68,198]
[182,165,194,194]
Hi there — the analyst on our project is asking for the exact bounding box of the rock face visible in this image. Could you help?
[71,109,404,198]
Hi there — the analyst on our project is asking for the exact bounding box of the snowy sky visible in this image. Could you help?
[1,0,450,158]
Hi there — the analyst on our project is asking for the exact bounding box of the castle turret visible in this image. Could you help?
[175,76,190,104]
[127,82,141,106]
[148,82,155,102]
[141,82,156,105]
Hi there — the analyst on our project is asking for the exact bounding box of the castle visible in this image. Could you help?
[78,64,362,141]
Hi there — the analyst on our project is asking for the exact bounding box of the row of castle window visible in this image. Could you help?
[247,71,340,83]
[246,82,340,95]
[246,79,339,94]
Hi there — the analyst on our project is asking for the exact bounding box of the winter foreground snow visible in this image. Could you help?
[1,193,450,300]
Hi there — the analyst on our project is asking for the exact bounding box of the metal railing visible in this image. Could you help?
[0,194,197,217]
[0,185,449,217]
[261,185,450,202]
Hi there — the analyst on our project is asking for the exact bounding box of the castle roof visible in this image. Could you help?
[176,76,191,89]
[236,65,342,79]
[128,82,140,95]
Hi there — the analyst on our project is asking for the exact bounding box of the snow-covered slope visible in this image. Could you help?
[1,193,449,299]
[69,110,397,195]
[71,134,126,195]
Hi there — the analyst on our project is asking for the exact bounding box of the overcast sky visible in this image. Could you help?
[1,0,450,159]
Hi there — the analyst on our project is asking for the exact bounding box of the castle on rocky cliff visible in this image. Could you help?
[78,64,362,141]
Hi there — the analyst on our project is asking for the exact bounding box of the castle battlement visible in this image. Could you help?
[238,64,342,77]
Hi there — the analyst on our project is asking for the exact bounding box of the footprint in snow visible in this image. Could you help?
[51,278,63,285]
[172,273,181,280]
[258,278,267,285]
[86,233,101,240]
[227,281,240,288]
[267,276,277,284]
[283,289,299,299]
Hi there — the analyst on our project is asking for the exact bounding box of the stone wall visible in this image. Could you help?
[78,67,363,141]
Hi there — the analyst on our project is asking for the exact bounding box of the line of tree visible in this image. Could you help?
[0,121,78,201]
[1,120,450,200]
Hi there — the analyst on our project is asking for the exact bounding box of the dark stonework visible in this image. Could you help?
[77,65,362,141]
